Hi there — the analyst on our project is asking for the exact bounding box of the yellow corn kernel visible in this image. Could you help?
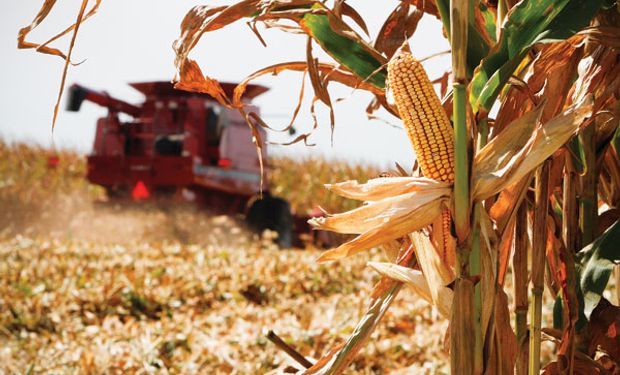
[387,51,455,183]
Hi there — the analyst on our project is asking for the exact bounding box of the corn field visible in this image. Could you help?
[15,0,620,374]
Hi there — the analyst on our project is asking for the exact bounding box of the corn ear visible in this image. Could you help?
[387,51,455,183]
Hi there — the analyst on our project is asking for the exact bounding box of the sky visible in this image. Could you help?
[0,1,451,168]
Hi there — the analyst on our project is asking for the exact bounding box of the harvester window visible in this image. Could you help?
[205,107,226,146]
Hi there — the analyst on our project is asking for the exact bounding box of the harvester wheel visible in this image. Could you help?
[246,196,293,248]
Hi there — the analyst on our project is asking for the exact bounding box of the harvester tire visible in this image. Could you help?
[246,196,293,248]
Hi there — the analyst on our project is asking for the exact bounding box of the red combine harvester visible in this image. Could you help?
[67,81,303,247]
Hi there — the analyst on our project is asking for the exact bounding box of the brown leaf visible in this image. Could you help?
[306,38,335,136]
[173,1,262,70]
[588,298,620,360]
[450,277,475,374]
[374,3,423,59]
[483,290,517,375]
[334,1,369,36]
[400,0,440,19]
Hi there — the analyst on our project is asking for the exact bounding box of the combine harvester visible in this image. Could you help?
[66,81,316,247]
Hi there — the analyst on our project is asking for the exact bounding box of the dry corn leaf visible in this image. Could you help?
[474,96,594,200]
[173,1,263,70]
[401,0,440,19]
[472,103,544,200]
[17,0,101,60]
[367,261,433,304]
[374,3,423,59]
[483,289,518,375]
[333,1,369,36]
[18,0,99,130]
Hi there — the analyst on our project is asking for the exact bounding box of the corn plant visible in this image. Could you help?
[19,0,620,373]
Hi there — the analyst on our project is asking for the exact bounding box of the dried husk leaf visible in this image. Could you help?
[315,198,445,262]
[325,177,449,201]
[409,231,453,318]
[310,183,450,234]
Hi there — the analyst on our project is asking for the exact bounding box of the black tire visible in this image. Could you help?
[246,196,293,248]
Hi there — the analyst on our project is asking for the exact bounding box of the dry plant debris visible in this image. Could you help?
[0,142,451,374]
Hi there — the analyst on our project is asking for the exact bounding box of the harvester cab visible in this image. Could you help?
[66,81,295,247]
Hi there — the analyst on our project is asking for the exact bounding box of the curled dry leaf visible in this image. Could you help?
[17,0,101,60]
[174,60,231,107]
[18,0,101,130]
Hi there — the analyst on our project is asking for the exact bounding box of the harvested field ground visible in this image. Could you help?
[0,142,448,374]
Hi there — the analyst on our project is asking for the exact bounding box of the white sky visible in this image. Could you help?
[0,1,450,168]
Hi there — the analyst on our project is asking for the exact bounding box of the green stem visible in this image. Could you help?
[453,83,470,242]
[529,161,551,375]
[450,1,474,373]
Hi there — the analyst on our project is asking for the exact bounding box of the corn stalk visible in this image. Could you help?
[529,160,551,374]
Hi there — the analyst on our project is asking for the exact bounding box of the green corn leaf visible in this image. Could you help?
[577,220,620,319]
[470,0,606,113]
[300,9,387,89]
[478,1,497,44]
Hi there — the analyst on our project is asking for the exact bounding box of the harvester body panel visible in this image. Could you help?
[68,81,267,203]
